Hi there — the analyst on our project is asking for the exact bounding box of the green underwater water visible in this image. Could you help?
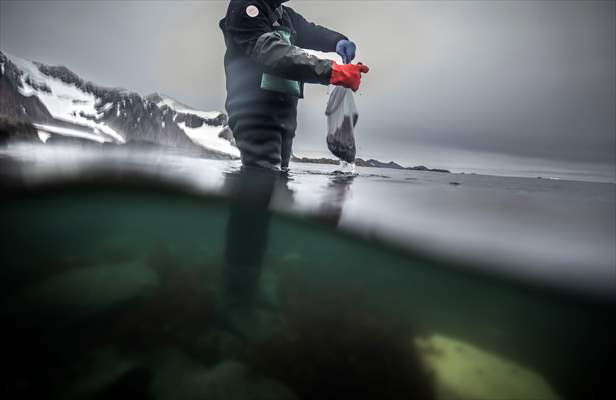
[0,188,613,399]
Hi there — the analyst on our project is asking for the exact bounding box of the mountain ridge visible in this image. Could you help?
[0,51,239,158]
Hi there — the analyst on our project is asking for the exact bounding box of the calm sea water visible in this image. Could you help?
[2,144,614,297]
[1,143,614,399]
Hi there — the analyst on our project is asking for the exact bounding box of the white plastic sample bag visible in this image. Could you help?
[325,86,358,165]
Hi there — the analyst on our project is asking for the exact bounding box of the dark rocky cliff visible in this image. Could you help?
[0,51,234,159]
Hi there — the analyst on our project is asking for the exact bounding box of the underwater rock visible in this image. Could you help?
[62,347,141,399]
[88,265,218,365]
[244,267,435,400]
[17,260,159,311]
[415,334,560,400]
[150,350,297,400]
[257,270,282,310]
[215,303,285,350]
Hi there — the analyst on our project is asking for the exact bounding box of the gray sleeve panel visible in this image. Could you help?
[251,32,333,84]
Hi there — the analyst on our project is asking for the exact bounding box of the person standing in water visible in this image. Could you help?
[219,0,369,170]
[219,0,367,339]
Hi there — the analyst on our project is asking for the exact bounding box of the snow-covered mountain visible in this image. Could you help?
[0,51,239,158]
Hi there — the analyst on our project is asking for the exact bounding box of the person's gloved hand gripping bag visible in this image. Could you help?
[330,63,370,92]
[325,39,368,169]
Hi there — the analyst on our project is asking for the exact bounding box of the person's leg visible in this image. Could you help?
[280,101,298,171]
[232,119,283,170]
[221,107,297,341]
[220,166,279,345]
[223,166,277,306]
[225,121,283,292]
[280,134,294,171]
[223,112,288,308]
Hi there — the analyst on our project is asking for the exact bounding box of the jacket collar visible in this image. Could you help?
[266,0,289,7]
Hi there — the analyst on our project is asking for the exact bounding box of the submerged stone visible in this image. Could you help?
[151,350,297,400]
[62,348,139,399]
[415,334,560,400]
[19,260,159,311]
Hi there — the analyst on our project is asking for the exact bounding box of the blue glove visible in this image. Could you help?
[336,40,356,64]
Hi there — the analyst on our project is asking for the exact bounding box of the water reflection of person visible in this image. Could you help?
[317,174,356,227]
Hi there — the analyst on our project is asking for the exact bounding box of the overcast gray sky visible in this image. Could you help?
[1,0,614,174]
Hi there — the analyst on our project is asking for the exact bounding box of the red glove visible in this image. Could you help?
[330,62,370,92]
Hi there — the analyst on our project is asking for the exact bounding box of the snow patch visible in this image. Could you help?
[6,53,125,144]
[100,102,114,112]
[37,131,51,143]
[175,108,221,121]
[178,122,240,157]
[154,94,222,120]
[34,123,111,144]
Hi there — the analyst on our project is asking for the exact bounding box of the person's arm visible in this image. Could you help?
[224,0,332,84]
[285,7,348,53]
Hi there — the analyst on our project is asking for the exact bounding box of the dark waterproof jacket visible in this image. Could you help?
[220,0,347,125]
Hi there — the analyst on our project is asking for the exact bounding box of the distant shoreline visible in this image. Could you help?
[291,155,450,173]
